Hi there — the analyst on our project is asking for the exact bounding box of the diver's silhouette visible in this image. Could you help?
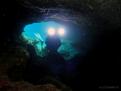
[44,35,65,80]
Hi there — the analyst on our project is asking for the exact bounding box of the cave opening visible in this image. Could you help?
[21,20,82,60]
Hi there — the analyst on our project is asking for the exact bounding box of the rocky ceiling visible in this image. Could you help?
[16,0,121,27]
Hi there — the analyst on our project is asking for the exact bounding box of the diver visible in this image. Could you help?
[43,35,66,81]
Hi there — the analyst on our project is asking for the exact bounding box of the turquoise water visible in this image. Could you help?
[22,21,80,60]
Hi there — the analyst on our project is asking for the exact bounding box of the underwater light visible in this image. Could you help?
[48,27,56,36]
[58,28,65,36]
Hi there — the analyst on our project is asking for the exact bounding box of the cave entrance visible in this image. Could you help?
[21,20,80,60]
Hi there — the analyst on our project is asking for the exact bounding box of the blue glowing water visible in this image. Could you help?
[22,21,81,60]
[22,21,63,42]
